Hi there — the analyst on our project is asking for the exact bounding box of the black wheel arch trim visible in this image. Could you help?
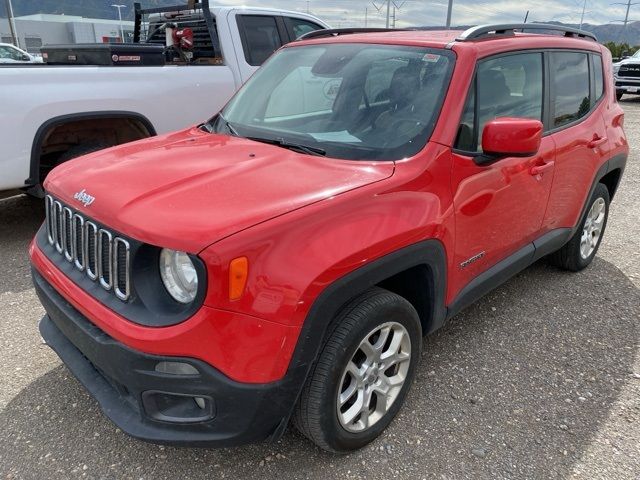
[26,111,157,186]
[569,152,627,237]
[273,239,448,441]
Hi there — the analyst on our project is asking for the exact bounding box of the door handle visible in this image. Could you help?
[530,161,555,176]
[587,135,607,148]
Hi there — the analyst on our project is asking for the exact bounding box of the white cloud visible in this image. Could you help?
[211,0,636,27]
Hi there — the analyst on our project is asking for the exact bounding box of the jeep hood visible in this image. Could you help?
[45,128,394,252]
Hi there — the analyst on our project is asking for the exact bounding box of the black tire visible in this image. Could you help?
[57,142,109,163]
[549,183,610,271]
[293,288,422,453]
[616,91,624,101]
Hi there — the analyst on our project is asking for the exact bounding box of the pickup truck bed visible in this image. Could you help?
[0,5,328,195]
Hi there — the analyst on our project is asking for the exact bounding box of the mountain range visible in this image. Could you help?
[3,0,640,45]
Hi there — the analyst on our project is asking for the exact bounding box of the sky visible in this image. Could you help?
[207,0,637,28]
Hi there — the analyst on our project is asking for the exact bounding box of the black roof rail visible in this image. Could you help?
[457,23,597,42]
[297,27,408,41]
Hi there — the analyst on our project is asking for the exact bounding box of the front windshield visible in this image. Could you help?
[214,43,455,161]
[633,49,640,58]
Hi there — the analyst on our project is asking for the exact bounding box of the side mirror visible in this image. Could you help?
[475,117,543,166]
[22,54,31,61]
[621,51,631,59]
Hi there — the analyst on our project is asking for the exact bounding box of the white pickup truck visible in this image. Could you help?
[0,2,328,197]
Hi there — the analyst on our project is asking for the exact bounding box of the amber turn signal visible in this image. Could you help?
[229,257,249,301]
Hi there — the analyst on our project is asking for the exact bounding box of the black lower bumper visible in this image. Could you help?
[34,269,299,447]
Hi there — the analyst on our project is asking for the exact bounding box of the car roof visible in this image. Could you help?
[293,29,602,57]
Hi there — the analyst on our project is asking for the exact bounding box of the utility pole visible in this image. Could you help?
[386,0,391,28]
[111,4,126,42]
[4,0,19,48]
[445,0,454,28]
[365,7,368,27]
[611,0,639,43]
[390,2,405,29]
[579,0,587,28]
[372,1,392,28]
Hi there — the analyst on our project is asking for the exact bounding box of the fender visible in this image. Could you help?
[26,111,157,187]
[569,152,627,238]
[269,239,447,440]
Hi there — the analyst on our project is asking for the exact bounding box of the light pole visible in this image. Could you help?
[4,0,20,48]
[111,4,126,42]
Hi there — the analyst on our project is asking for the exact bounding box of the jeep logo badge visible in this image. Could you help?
[73,189,95,207]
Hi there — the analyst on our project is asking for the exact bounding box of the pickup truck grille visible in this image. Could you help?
[618,65,640,78]
[45,195,131,301]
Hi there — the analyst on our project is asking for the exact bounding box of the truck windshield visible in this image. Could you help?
[214,43,455,161]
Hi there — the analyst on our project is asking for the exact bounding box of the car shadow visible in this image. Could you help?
[0,194,45,295]
[1,257,638,479]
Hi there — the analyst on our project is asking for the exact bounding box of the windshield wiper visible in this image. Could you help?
[200,113,239,136]
[247,136,326,157]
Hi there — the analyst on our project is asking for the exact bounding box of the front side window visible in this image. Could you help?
[216,44,455,161]
[0,45,24,61]
[551,52,590,128]
[239,15,283,66]
[455,53,543,152]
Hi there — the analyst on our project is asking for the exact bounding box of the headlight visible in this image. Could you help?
[159,249,198,303]
[613,64,621,76]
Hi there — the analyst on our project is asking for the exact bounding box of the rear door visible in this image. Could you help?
[542,51,608,232]
[450,52,555,288]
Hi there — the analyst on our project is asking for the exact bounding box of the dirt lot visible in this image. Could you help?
[0,101,638,480]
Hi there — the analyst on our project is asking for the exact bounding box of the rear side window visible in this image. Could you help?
[284,17,324,39]
[551,52,590,128]
[455,53,543,152]
[593,54,604,101]
[238,15,284,66]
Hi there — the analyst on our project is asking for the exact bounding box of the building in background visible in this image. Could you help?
[0,14,135,53]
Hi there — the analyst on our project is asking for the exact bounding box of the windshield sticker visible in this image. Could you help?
[323,79,342,100]
[422,53,441,63]
[310,131,362,143]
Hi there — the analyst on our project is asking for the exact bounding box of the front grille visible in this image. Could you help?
[45,195,131,301]
[618,66,640,78]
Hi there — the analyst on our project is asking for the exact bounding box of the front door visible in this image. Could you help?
[449,52,555,296]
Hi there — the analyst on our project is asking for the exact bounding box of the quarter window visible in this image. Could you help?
[593,54,604,101]
[285,17,324,39]
[455,53,543,152]
[551,52,590,128]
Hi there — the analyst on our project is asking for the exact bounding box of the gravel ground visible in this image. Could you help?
[0,101,638,480]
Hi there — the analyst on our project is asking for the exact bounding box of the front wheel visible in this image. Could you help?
[549,183,610,271]
[293,288,422,453]
[616,91,624,101]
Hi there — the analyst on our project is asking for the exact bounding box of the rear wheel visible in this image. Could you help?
[293,288,421,453]
[549,183,610,271]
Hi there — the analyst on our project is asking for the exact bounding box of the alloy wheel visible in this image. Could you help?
[336,322,412,433]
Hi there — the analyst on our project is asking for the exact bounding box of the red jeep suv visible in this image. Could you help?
[31,24,628,452]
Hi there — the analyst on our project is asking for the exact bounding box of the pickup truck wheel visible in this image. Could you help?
[293,288,421,453]
[616,91,624,101]
[550,183,610,271]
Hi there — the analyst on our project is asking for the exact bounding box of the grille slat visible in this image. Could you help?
[98,229,113,290]
[44,195,131,301]
[86,221,98,281]
[62,207,73,262]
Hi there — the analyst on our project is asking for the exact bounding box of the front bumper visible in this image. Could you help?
[34,269,299,447]
[615,77,640,93]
